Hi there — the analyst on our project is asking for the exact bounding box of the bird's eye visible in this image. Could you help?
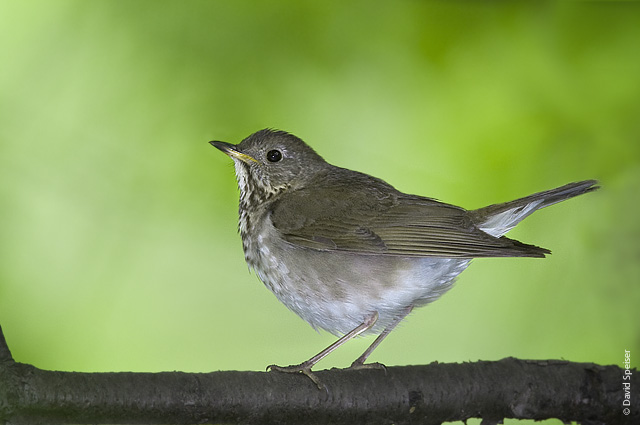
[266,149,282,162]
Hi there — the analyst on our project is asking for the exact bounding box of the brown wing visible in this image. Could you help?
[269,182,549,258]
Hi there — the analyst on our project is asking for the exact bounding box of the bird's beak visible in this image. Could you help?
[209,141,258,164]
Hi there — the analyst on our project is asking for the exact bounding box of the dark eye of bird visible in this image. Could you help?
[266,149,282,162]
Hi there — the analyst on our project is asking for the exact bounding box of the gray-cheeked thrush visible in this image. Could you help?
[210,129,598,386]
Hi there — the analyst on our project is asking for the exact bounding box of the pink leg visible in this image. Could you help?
[268,311,379,388]
[350,305,413,368]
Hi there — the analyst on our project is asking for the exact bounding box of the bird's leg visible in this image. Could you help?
[350,305,413,370]
[267,311,379,388]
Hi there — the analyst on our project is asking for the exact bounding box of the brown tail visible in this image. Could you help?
[470,180,599,238]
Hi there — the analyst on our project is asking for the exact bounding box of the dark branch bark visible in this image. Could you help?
[0,325,636,424]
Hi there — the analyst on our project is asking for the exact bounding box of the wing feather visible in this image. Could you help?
[269,179,549,258]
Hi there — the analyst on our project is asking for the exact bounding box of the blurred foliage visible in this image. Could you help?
[1,1,639,423]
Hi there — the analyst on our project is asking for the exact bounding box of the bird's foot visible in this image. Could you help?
[349,360,387,372]
[267,363,325,390]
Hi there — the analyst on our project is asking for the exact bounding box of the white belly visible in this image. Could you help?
[249,226,470,335]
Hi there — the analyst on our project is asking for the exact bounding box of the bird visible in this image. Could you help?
[210,128,598,386]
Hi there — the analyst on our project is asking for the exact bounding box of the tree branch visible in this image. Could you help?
[0,325,636,424]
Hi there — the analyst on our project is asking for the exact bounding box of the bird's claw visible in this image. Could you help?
[267,363,326,391]
[349,360,387,373]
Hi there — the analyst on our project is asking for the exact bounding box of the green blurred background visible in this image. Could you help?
[1,1,639,423]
